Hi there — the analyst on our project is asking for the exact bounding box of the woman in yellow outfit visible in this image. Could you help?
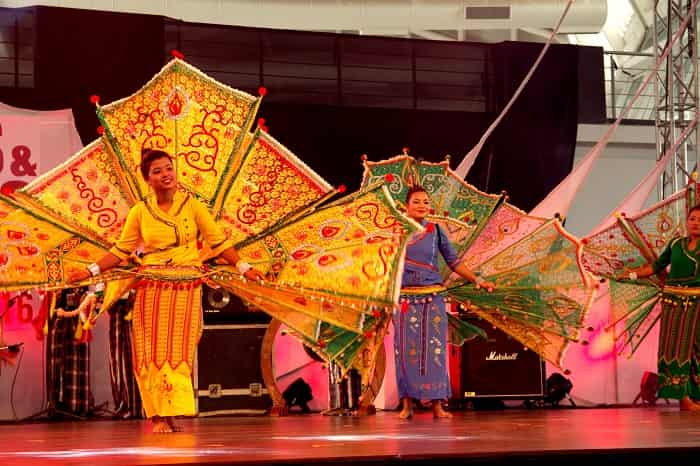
[70,149,263,433]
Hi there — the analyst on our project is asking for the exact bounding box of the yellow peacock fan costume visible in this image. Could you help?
[0,57,420,416]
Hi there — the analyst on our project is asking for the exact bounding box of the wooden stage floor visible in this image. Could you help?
[1,407,700,465]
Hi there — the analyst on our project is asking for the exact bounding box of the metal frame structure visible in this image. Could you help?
[653,0,699,198]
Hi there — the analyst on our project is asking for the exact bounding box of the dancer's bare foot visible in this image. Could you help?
[165,416,184,432]
[680,396,700,411]
[355,404,377,417]
[151,416,173,433]
[432,401,452,419]
[399,397,413,420]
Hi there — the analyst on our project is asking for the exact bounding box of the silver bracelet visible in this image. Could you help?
[87,263,101,277]
[236,261,252,274]
[628,271,638,281]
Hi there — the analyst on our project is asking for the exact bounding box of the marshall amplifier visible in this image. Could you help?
[195,324,273,416]
[202,284,271,325]
[459,316,545,399]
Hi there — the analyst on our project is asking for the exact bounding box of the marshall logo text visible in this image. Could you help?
[486,351,518,361]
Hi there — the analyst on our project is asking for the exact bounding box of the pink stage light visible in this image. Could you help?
[583,322,622,362]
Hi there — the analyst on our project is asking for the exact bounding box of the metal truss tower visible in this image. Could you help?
[653,0,699,198]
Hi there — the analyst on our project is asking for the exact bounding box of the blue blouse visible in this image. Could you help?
[401,221,460,287]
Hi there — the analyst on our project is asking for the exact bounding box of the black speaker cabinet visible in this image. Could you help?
[202,284,270,325]
[460,316,545,399]
[195,324,273,416]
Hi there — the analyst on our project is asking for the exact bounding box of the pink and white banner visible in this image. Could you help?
[0,117,40,195]
[0,102,82,195]
[0,102,86,421]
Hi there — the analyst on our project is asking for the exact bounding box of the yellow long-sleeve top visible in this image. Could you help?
[109,190,233,266]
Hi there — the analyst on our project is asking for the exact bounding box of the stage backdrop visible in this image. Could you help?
[0,5,609,411]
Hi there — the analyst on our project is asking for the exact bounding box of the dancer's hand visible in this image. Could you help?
[616,269,637,281]
[244,268,265,282]
[67,268,91,283]
[477,280,496,292]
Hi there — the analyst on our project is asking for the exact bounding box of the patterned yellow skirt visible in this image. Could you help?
[131,267,203,418]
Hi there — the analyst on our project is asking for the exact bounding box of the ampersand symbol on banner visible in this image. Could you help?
[10,145,36,176]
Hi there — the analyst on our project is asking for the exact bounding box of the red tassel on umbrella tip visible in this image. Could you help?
[257,118,266,126]
[170,49,185,59]
[89,95,100,105]
[402,147,409,154]
[262,125,269,132]
[384,173,395,182]
[337,184,347,193]
[258,86,268,96]
[96,126,105,135]
[361,154,368,161]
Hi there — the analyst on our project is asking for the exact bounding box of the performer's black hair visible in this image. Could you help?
[140,149,173,180]
[405,185,427,204]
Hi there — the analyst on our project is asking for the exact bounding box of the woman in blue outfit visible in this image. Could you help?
[395,186,494,419]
